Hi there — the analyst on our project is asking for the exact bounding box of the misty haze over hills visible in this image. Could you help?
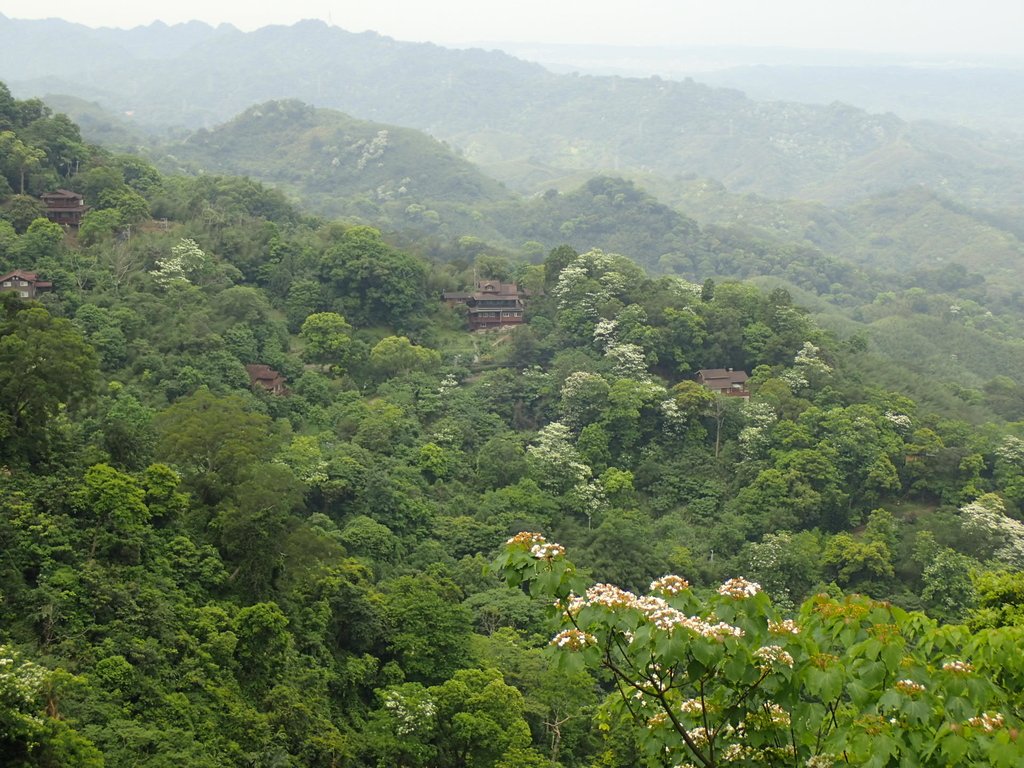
[4,13,1024,291]
[4,14,1024,208]
[493,42,1024,134]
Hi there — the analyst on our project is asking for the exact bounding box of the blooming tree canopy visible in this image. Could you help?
[493,534,1024,768]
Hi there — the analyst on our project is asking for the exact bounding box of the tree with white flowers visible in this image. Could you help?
[494,534,1024,768]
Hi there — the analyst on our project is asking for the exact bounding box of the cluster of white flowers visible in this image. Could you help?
[568,584,743,639]
[355,129,389,170]
[743,400,778,429]
[599,269,628,294]
[550,629,597,650]
[553,254,610,313]
[606,342,649,381]
[895,679,926,695]
[995,436,1024,466]
[721,743,755,762]
[960,494,1024,569]
[967,712,1005,732]
[531,542,566,559]
[436,373,459,396]
[567,478,608,522]
[647,711,668,728]
[652,609,745,641]
[780,368,809,392]
[678,698,703,715]
[942,660,974,674]
[667,277,703,298]
[593,318,619,350]
[718,577,762,599]
[560,371,607,406]
[528,422,595,492]
[506,531,547,548]
[805,755,837,768]
[768,619,801,635]
[884,411,913,432]
[794,341,832,375]
[0,648,47,708]
[686,726,711,748]
[659,398,687,434]
[650,575,690,595]
[758,702,791,727]
[754,645,794,669]
[585,583,638,608]
[382,689,436,736]
[150,237,209,286]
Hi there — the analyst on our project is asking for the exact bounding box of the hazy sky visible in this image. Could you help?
[3,0,1023,57]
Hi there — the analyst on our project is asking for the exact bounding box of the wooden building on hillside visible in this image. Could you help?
[40,189,88,227]
[245,364,289,396]
[697,368,750,399]
[442,279,528,330]
[0,270,53,300]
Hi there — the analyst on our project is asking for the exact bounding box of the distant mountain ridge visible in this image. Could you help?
[5,15,1024,209]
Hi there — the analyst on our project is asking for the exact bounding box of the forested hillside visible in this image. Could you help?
[5,83,1024,766]
[6,15,1024,210]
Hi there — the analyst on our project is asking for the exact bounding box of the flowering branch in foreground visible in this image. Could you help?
[492,534,1024,768]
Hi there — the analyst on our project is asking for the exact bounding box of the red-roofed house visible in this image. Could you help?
[245,364,289,396]
[0,270,53,299]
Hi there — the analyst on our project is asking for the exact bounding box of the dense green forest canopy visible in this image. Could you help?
[4,82,1024,766]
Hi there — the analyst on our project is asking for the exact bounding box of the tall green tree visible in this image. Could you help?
[0,297,98,463]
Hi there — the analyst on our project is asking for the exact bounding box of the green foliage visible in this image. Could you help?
[154,387,276,503]
[1,78,1024,768]
[0,297,98,463]
[495,536,1024,768]
[300,311,353,371]
[319,225,428,328]
[380,575,473,684]
[369,335,441,380]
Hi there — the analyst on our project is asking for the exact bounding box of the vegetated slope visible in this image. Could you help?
[41,93,158,149]
[161,100,513,214]
[6,16,1024,208]
[151,103,713,269]
[656,177,1024,287]
[153,98,1018,297]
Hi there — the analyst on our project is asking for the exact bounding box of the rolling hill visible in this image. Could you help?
[5,15,1024,210]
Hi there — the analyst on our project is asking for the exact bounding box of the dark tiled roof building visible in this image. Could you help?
[443,279,527,330]
[0,270,53,299]
[696,368,750,398]
[40,189,88,227]
[245,364,289,396]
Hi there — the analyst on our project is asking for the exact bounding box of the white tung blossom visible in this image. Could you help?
[718,577,762,599]
[356,129,389,170]
[960,494,1024,569]
[794,341,832,375]
[593,318,619,349]
[967,712,1005,732]
[884,411,913,432]
[606,342,649,381]
[550,629,597,650]
[996,436,1024,466]
[895,679,926,695]
[150,238,209,286]
[754,645,795,669]
[382,689,436,736]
